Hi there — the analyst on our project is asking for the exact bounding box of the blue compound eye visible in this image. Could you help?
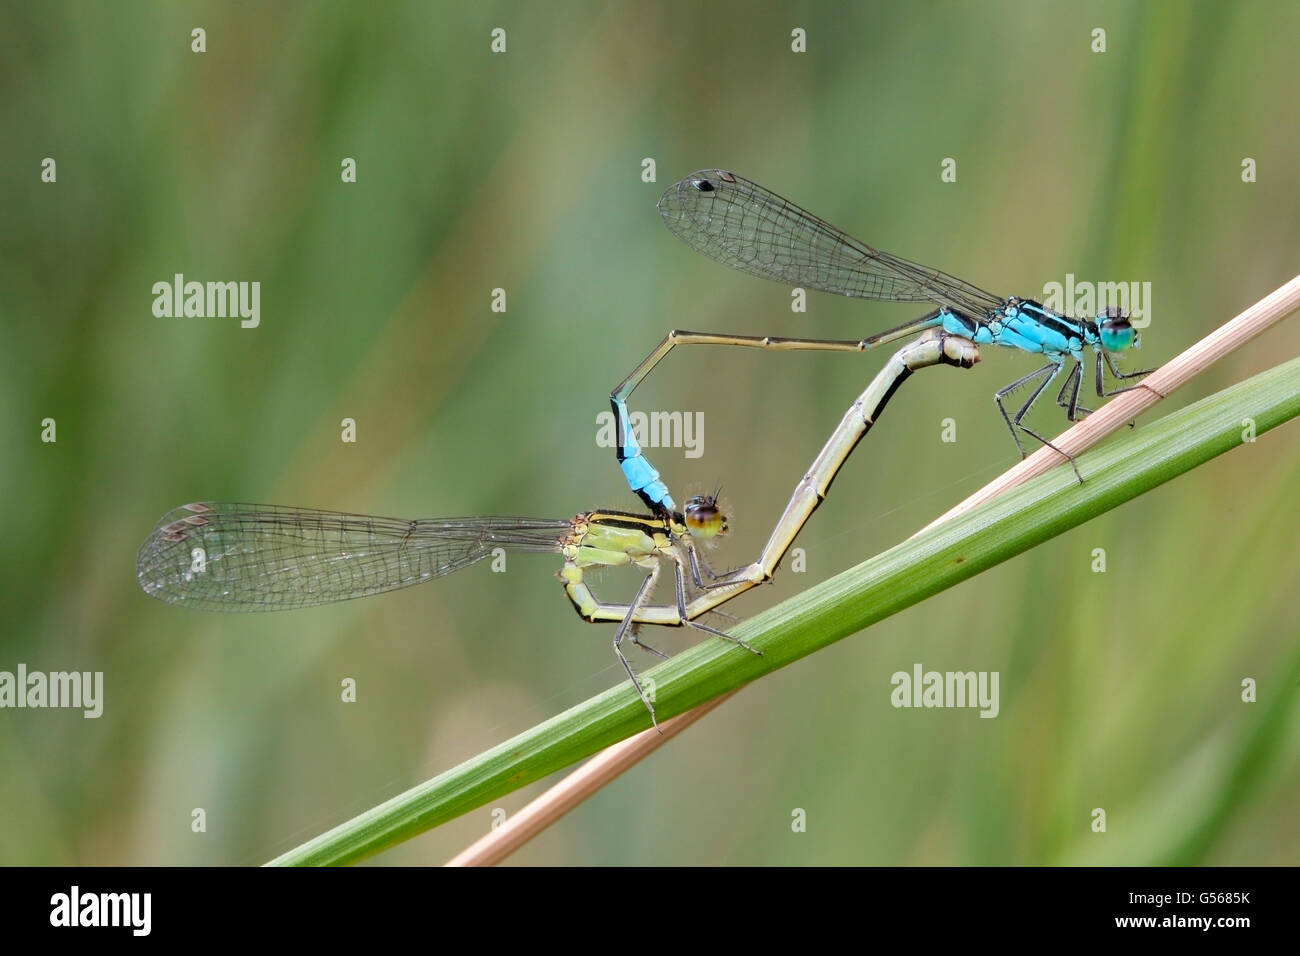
[1099,310,1137,352]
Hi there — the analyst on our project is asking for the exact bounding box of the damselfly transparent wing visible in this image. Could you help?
[658,169,1005,318]
[136,502,573,611]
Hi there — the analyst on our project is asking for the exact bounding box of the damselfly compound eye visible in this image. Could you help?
[1099,310,1137,352]
[683,494,728,539]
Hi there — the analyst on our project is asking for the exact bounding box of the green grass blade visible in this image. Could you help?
[268,355,1300,866]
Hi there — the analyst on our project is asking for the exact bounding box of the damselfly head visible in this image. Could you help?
[1098,307,1139,351]
[683,493,729,541]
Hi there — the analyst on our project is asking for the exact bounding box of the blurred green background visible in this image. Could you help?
[2,0,1298,865]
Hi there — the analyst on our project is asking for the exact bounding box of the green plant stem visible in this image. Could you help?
[268,355,1300,866]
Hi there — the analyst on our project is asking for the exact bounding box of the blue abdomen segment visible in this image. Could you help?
[613,397,675,512]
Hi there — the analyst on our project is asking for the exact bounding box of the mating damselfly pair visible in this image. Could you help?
[138,169,1151,724]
